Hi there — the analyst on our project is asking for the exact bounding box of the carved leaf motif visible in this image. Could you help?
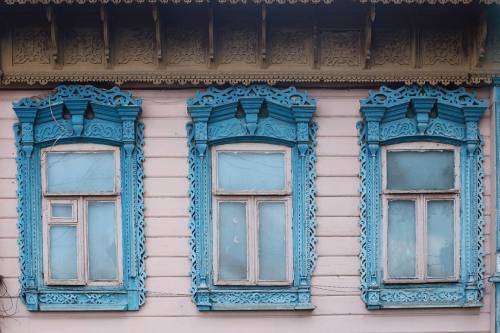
[210,292,298,304]
[321,31,360,67]
[13,27,50,64]
[256,119,296,141]
[269,30,309,65]
[218,27,257,64]
[422,29,462,66]
[372,29,411,66]
[64,28,103,65]
[39,293,116,305]
[208,119,246,140]
[116,27,154,64]
[166,28,205,65]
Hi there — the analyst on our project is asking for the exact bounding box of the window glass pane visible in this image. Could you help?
[51,203,73,218]
[88,201,118,281]
[258,202,287,281]
[217,151,285,192]
[387,150,454,190]
[427,200,455,278]
[47,151,115,193]
[49,225,78,280]
[218,202,247,281]
[387,200,416,278]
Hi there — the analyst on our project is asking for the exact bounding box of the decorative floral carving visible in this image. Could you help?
[379,119,417,141]
[116,27,154,64]
[422,29,463,66]
[218,27,257,64]
[321,31,360,67]
[485,32,500,64]
[269,30,309,65]
[64,28,103,64]
[39,293,117,305]
[13,27,50,64]
[210,292,298,304]
[256,118,297,141]
[208,119,246,140]
[166,27,205,65]
[372,29,411,66]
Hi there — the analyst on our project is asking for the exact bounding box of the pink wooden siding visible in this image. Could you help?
[0,88,495,333]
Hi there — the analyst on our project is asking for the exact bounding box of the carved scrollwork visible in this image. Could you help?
[166,27,205,65]
[320,31,360,67]
[218,27,257,64]
[116,27,155,64]
[422,29,463,66]
[269,30,309,65]
[64,28,103,65]
[13,27,51,65]
[371,29,411,66]
[210,292,298,305]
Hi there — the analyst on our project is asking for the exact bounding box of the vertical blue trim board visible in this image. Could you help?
[13,85,146,311]
[359,85,487,309]
[187,85,317,310]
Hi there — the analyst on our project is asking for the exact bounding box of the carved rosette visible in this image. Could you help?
[13,85,145,312]
[358,84,487,309]
[187,85,317,311]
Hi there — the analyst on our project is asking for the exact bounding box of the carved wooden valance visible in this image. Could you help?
[0,4,498,87]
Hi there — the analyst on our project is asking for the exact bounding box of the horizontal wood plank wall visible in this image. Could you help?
[0,88,494,333]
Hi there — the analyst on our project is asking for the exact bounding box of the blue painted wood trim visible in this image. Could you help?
[492,77,500,332]
[359,84,487,309]
[187,85,317,311]
[12,85,146,311]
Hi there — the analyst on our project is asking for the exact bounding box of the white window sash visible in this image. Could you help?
[383,193,460,284]
[211,143,292,196]
[41,143,121,197]
[42,144,122,287]
[213,196,293,286]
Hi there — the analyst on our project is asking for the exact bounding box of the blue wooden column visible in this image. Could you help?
[492,77,500,332]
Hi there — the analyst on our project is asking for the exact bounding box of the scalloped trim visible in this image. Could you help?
[1,71,498,87]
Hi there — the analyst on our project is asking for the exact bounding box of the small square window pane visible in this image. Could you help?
[49,225,78,280]
[427,200,455,278]
[387,200,417,279]
[88,201,118,281]
[217,151,286,192]
[47,151,115,193]
[51,203,73,218]
[258,202,287,281]
[387,151,454,190]
[218,202,248,281]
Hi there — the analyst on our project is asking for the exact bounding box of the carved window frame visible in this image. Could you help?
[187,85,317,311]
[13,85,146,311]
[358,85,488,309]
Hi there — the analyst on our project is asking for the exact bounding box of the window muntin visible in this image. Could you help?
[212,143,293,286]
[42,144,122,287]
[382,142,460,283]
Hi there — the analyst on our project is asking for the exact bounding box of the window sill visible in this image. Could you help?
[24,289,139,311]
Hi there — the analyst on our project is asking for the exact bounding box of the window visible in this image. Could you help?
[359,84,487,309]
[13,85,145,311]
[382,143,459,283]
[187,85,317,311]
[42,145,122,286]
[212,144,292,285]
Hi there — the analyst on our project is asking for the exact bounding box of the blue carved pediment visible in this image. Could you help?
[188,85,315,156]
[13,85,141,148]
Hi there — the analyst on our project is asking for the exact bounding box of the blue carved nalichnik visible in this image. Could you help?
[358,84,487,309]
[187,85,317,310]
[13,85,146,311]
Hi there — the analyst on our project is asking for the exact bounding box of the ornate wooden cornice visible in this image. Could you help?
[2,0,499,5]
[0,4,499,87]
